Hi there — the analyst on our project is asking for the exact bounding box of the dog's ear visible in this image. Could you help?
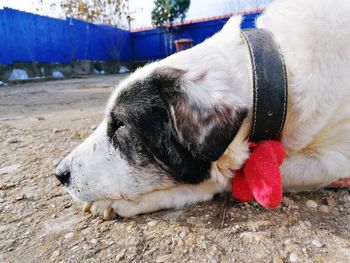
[151,67,248,162]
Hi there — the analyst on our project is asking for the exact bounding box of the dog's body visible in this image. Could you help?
[56,0,350,217]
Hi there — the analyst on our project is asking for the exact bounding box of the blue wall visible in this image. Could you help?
[131,13,259,62]
[0,8,259,65]
[0,8,131,65]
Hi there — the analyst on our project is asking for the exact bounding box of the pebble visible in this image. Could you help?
[156,254,172,263]
[64,232,74,239]
[306,200,318,208]
[90,124,98,130]
[145,247,157,256]
[289,253,298,262]
[165,239,172,245]
[179,231,187,239]
[147,220,159,227]
[326,196,337,207]
[0,164,21,175]
[185,237,195,246]
[6,137,18,144]
[115,249,126,261]
[344,195,350,203]
[127,254,137,261]
[273,256,283,263]
[37,117,45,121]
[90,239,98,245]
[304,221,312,227]
[319,205,329,213]
[51,250,60,258]
[311,239,323,248]
[126,224,133,232]
[71,245,79,251]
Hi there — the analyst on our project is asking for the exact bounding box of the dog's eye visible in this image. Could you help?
[115,120,125,130]
[107,119,125,139]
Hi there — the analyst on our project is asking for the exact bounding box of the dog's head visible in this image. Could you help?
[55,64,249,208]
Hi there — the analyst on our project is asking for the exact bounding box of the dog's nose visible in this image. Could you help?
[55,168,71,186]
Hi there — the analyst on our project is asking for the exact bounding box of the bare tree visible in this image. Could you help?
[33,0,131,28]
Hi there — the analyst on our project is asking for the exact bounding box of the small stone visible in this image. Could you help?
[304,221,312,227]
[90,239,98,245]
[64,232,74,239]
[179,231,187,239]
[0,164,21,175]
[175,239,183,246]
[319,205,329,213]
[289,253,298,262]
[165,239,172,245]
[147,220,159,227]
[145,247,157,256]
[115,249,126,261]
[326,196,337,207]
[81,228,91,235]
[51,250,60,258]
[344,195,350,203]
[185,237,195,246]
[53,129,61,133]
[6,137,18,144]
[273,256,283,263]
[37,117,45,121]
[127,254,136,261]
[90,124,98,130]
[312,239,323,248]
[71,245,79,251]
[126,223,133,232]
[156,254,172,263]
[306,200,318,208]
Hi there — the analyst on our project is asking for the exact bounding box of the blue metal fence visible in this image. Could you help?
[131,13,259,61]
[0,8,259,65]
[0,8,131,64]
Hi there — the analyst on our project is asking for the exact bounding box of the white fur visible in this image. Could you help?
[60,0,350,217]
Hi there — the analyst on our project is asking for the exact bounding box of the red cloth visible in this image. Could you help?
[231,141,285,208]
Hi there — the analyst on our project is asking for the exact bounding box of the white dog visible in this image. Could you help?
[55,0,350,218]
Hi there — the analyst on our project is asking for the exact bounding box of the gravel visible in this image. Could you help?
[289,253,298,262]
[6,137,19,143]
[0,77,349,263]
[306,200,318,208]
[311,239,323,248]
[0,164,22,175]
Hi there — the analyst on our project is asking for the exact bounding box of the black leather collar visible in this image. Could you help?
[241,28,288,142]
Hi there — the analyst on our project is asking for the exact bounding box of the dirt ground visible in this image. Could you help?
[0,76,349,263]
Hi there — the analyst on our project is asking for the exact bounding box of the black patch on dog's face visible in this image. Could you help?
[107,67,247,184]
